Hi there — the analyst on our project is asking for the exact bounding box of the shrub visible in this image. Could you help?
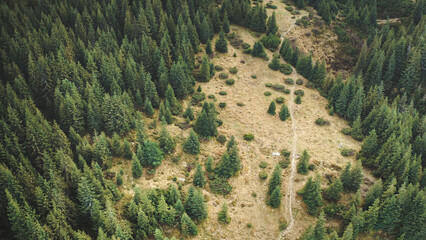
[210,175,233,195]
[219,102,227,108]
[244,133,255,141]
[215,65,224,71]
[147,168,156,175]
[243,48,252,54]
[315,118,330,126]
[259,171,268,180]
[341,128,351,135]
[285,78,294,85]
[265,83,272,87]
[219,72,229,79]
[208,94,216,100]
[264,91,272,96]
[237,102,245,107]
[219,91,227,95]
[242,42,250,49]
[279,220,288,231]
[281,149,291,158]
[216,134,227,144]
[275,97,285,104]
[252,41,268,60]
[229,67,238,74]
[251,75,257,79]
[225,79,235,85]
[296,79,304,85]
[294,89,304,96]
[279,104,290,121]
[191,92,206,105]
[266,3,277,9]
[341,148,355,157]
[266,83,286,92]
[259,161,268,168]
[306,82,315,88]
[279,64,293,75]
[296,18,309,27]
[295,95,302,104]
[261,34,281,50]
[285,6,294,11]
[218,203,231,224]
[233,52,237,57]
[284,89,291,94]
[279,159,290,169]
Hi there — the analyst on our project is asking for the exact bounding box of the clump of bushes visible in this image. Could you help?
[229,67,238,74]
[285,6,294,11]
[264,91,272,96]
[208,94,216,100]
[251,75,257,79]
[259,171,268,180]
[285,78,294,85]
[219,102,227,108]
[341,128,351,135]
[279,159,290,169]
[266,2,277,9]
[341,148,356,157]
[242,42,250,49]
[191,92,206,105]
[219,72,229,79]
[226,79,235,85]
[259,161,268,168]
[216,134,227,144]
[261,34,281,50]
[215,65,224,71]
[210,176,233,195]
[315,118,330,126]
[281,149,291,159]
[243,133,255,141]
[275,97,285,104]
[243,48,252,54]
[219,91,227,95]
[294,89,305,96]
[284,89,291,94]
[279,64,293,75]
[296,79,304,85]
[266,83,286,92]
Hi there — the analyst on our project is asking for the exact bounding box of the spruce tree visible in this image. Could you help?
[295,95,302,104]
[194,102,217,137]
[206,38,213,54]
[116,173,123,186]
[123,139,133,159]
[324,178,343,202]
[279,104,290,121]
[205,156,213,172]
[215,31,228,53]
[132,154,143,178]
[180,213,198,236]
[184,186,207,221]
[363,179,383,210]
[193,163,206,187]
[141,140,163,167]
[351,116,364,141]
[198,56,211,82]
[159,122,175,154]
[252,41,266,58]
[267,101,276,115]
[183,130,200,154]
[266,12,278,36]
[222,11,230,34]
[144,97,154,117]
[297,150,310,175]
[218,203,231,224]
[268,186,282,208]
[300,175,323,216]
[145,76,160,108]
[183,104,195,121]
[340,162,363,192]
[268,165,282,195]
[269,55,281,70]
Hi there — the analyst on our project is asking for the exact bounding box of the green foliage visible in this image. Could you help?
[279,104,291,121]
[259,171,268,180]
[268,165,282,195]
[180,213,198,236]
[132,153,143,178]
[280,64,293,75]
[215,31,228,53]
[268,186,282,208]
[252,41,268,59]
[243,133,254,141]
[198,56,211,82]
[324,178,343,202]
[340,162,363,192]
[300,175,323,216]
[229,67,238,74]
[116,173,123,186]
[194,102,217,137]
[206,38,213,54]
[159,123,176,154]
[219,102,227,108]
[209,175,233,195]
[225,79,235,86]
[268,101,276,115]
[315,118,330,126]
[193,164,206,188]
[140,140,163,167]
[297,150,310,174]
[218,203,231,224]
[184,186,207,222]
[269,55,282,70]
[222,11,230,34]
[183,130,200,155]
[295,95,302,104]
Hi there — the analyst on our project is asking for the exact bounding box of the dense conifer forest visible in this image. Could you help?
[0,0,424,239]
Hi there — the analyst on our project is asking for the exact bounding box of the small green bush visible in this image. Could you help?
[341,128,351,135]
[279,64,293,75]
[210,175,233,195]
[266,3,277,9]
[147,168,156,175]
[216,134,227,144]
[275,97,285,104]
[219,91,227,96]
[219,72,229,79]
[279,220,288,231]
[284,89,291,94]
[264,91,272,96]
[237,102,245,107]
[243,133,255,141]
[294,89,305,96]
[259,171,268,180]
[216,119,223,126]
[242,42,250,49]
[341,148,355,157]
[247,223,253,228]
[225,79,235,85]
[315,118,330,126]
[233,52,237,57]
[281,149,291,158]
[266,83,286,92]
[243,48,252,54]
[306,82,315,88]
[215,65,224,71]
[285,78,294,85]
[219,102,227,108]
[279,159,290,169]
[285,6,294,11]
[259,161,268,168]
[229,67,238,74]
[208,94,216,100]
[296,79,304,85]
[191,92,206,105]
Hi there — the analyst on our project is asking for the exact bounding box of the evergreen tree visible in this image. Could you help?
[194,102,217,137]
[324,178,343,202]
[252,41,267,58]
[280,39,293,63]
[267,101,276,115]
[145,76,160,109]
[341,223,354,240]
[180,213,198,236]
[295,0,305,9]
[215,31,228,53]
[268,165,282,195]
[376,196,401,233]
[268,186,282,208]
[295,95,302,104]
[222,11,230,34]
[269,55,281,70]
[314,211,326,240]
[144,97,154,117]
[363,179,383,210]
[183,130,200,154]
[351,116,364,141]
[205,156,214,172]
[198,56,211,82]
[340,162,363,192]
[266,12,278,36]
[218,203,231,224]
[193,163,206,187]
[159,123,175,154]
[183,104,195,121]
[206,38,213,54]
[132,154,143,178]
[297,150,310,174]
[141,140,163,167]
[116,173,123,186]
[184,186,207,221]
[123,139,133,160]
[300,175,323,215]
[279,104,290,121]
